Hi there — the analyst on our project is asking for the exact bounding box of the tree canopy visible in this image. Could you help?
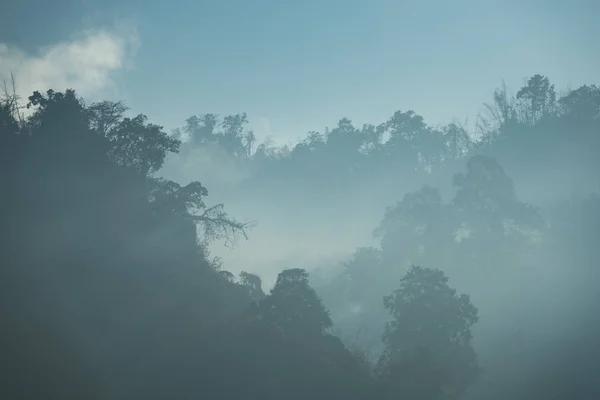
[2,72,599,399]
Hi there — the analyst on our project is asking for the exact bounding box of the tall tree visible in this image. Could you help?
[376,266,479,400]
[515,74,556,124]
[258,268,333,338]
[376,185,448,267]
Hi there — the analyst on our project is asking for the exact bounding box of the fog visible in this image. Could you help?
[2,1,599,399]
[155,87,600,398]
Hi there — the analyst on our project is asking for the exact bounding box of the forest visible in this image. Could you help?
[1,74,599,399]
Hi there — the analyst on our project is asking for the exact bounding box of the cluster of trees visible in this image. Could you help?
[166,73,600,398]
[1,87,483,399]
[315,168,600,399]
[309,79,600,398]
[173,75,599,188]
[2,72,598,399]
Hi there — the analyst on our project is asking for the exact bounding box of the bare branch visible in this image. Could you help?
[191,203,255,247]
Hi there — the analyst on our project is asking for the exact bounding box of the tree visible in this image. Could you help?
[239,271,266,302]
[185,113,219,146]
[445,155,546,284]
[452,156,544,243]
[442,122,472,160]
[88,100,128,136]
[479,75,597,164]
[515,74,556,124]
[218,112,254,159]
[325,118,365,172]
[147,178,252,247]
[258,269,332,338]
[25,89,110,170]
[559,84,600,119]
[556,85,600,169]
[376,266,479,400]
[479,81,519,143]
[384,110,428,166]
[376,186,448,267]
[107,114,180,176]
[232,268,376,400]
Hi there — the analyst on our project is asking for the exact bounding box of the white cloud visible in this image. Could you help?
[0,23,139,105]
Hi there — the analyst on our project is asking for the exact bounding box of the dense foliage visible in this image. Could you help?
[1,74,599,399]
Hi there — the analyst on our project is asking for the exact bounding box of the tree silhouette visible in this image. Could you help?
[376,266,479,400]
[258,268,333,338]
[2,69,598,399]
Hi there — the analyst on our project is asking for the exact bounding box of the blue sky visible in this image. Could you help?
[1,0,599,143]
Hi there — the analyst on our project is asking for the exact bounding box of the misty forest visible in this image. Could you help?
[1,74,599,399]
